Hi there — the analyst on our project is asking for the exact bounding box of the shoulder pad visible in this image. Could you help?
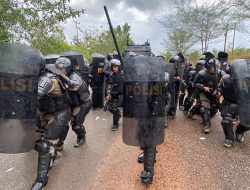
[220,70,227,77]
[198,70,206,76]
[70,72,82,82]
[190,70,196,75]
[69,72,82,87]
[42,72,56,78]
[222,74,230,80]
[38,76,53,96]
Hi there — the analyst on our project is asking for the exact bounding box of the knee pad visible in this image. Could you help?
[72,125,85,133]
[199,107,206,114]
[108,103,118,114]
[34,139,50,153]
[221,119,232,127]
[46,118,68,140]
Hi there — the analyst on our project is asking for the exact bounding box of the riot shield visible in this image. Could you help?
[123,55,166,147]
[91,53,105,108]
[0,43,42,153]
[44,54,60,64]
[231,59,250,127]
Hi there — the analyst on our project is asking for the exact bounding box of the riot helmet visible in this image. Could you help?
[109,59,121,67]
[196,60,205,72]
[203,52,215,63]
[177,52,185,62]
[169,56,175,63]
[217,52,228,62]
[174,55,181,62]
[55,57,72,74]
[205,58,218,74]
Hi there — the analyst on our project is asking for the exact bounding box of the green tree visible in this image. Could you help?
[0,0,84,51]
[80,23,133,60]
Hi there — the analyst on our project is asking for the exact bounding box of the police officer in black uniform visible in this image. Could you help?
[55,57,92,149]
[106,59,123,131]
[218,51,229,72]
[32,59,71,190]
[167,56,177,118]
[192,59,219,133]
[179,59,193,111]
[123,55,166,184]
[218,61,250,147]
[183,59,205,118]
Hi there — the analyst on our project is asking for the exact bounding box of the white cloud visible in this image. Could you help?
[127,7,149,22]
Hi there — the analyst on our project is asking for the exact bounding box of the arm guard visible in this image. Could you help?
[60,73,82,90]
[38,76,54,96]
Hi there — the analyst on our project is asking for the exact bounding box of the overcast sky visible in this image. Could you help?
[63,0,250,55]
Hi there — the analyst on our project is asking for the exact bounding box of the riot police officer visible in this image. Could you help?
[167,56,177,118]
[217,51,229,72]
[219,60,250,147]
[179,59,193,111]
[55,57,92,149]
[123,55,166,184]
[183,59,205,118]
[32,59,71,190]
[192,59,219,133]
[90,53,105,109]
[106,59,123,131]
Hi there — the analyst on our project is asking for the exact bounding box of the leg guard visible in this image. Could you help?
[200,107,211,133]
[45,109,71,140]
[236,123,250,134]
[109,100,120,125]
[221,119,234,140]
[72,125,86,139]
[140,147,156,184]
[32,140,52,190]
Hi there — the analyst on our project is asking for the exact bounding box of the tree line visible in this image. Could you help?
[159,0,250,54]
[0,0,133,61]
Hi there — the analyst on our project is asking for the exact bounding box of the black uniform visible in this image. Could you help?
[123,55,166,184]
[32,71,71,190]
[106,71,123,129]
[219,74,250,147]
[183,69,197,116]
[167,62,176,118]
[192,69,218,133]
[179,63,193,109]
[90,53,105,109]
[58,71,92,147]
[183,60,207,118]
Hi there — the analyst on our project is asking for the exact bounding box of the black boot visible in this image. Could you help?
[179,93,185,110]
[140,147,156,185]
[138,152,144,164]
[31,153,51,190]
[235,124,249,142]
[73,125,86,147]
[221,119,234,148]
[200,108,211,133]
[55,141,64,151]
[112,113,119,131]
[224,139,234,148]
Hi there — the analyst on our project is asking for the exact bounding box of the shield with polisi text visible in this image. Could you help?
[123,55,166,147]
[0,43,42,153]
